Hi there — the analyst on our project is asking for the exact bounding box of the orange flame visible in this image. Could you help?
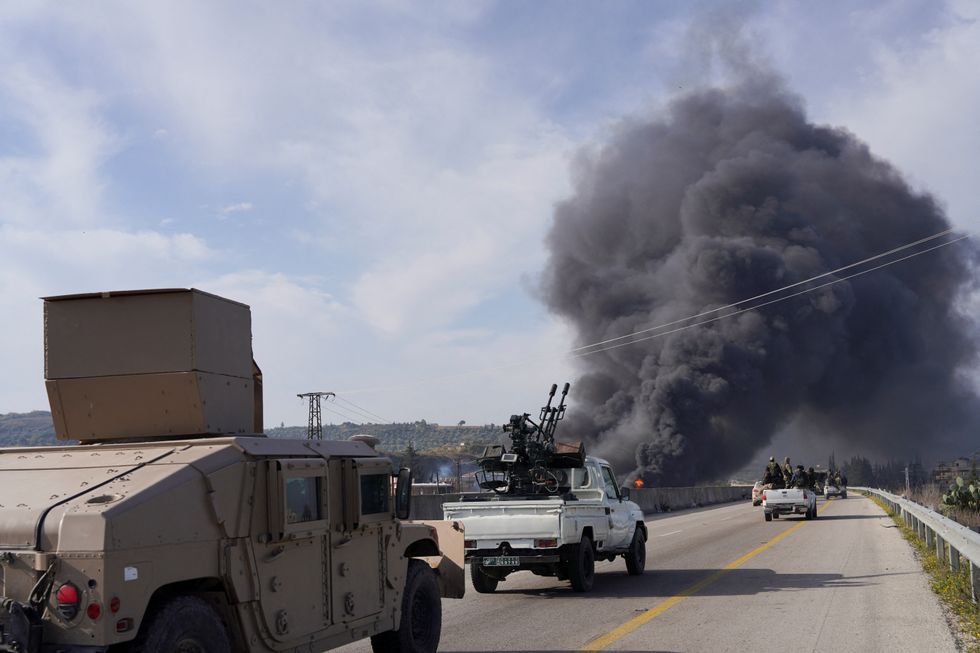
[634,478,645,488]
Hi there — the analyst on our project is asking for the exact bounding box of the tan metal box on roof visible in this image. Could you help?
[44,289,252,380]
[43,289,259,441]
[46,372,254,441]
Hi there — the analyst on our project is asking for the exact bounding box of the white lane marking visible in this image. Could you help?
[658,530,682,537]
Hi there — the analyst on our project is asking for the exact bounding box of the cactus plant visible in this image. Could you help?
[941,476,980,512]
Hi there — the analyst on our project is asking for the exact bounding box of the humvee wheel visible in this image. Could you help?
[625,528,646,576]
[470,563,499,593]
[135,595,230,653]
[567,535,595,592]
[371,559,441,653]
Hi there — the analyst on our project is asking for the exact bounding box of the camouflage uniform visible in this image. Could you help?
[791,465,808,489]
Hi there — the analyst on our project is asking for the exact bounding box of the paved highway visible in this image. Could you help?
[337,495,957,653]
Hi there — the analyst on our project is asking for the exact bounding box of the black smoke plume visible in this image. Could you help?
[541,73,979,486]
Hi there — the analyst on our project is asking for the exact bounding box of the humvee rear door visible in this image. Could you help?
[254,458,329,644]
[328,458,390,627]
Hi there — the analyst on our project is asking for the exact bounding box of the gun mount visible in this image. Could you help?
[475,383,586,496]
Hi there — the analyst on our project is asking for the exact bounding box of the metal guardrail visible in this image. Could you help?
[854,486,979,603]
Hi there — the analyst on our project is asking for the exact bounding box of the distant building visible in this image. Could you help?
[933,455,978,485]
[412,482,455,495]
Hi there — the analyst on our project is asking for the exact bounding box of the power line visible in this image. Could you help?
[337,230,969,395]
[571,228,954,354]
[333,395,390,423]
[320,403,370,424]
[574,234,970,357]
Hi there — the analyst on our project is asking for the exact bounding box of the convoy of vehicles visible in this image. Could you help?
[0,287,841,652]
[0,289,464,653]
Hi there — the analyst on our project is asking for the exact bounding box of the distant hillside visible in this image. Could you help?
[265,421,505,454]
[0,411,59,447]
[0,411,504,453]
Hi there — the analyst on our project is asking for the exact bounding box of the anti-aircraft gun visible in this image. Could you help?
[475,383,586,496]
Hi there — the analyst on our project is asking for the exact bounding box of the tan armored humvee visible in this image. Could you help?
[0,289,464,653]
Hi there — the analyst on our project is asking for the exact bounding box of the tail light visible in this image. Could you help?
[534,538,559,548]
[87,602,102,621]
[56,582,81,620]
[110,596,121,614]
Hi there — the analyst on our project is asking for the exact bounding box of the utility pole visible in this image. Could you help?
[905,465,911,495]
[297,392,335,440]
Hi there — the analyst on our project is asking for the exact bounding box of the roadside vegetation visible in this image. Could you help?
[866,493,980,651]
[900,480,980,531]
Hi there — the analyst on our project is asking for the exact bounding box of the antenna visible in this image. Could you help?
[297,392,335,440]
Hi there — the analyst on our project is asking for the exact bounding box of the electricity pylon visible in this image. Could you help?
[297,392,335,440]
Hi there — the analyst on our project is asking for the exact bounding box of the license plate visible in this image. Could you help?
[483,556,519,567]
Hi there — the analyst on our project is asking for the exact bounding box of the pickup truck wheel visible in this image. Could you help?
[134,595,231,653]
[470,563,499,593]
[625,528,646,576]
[567,535,595,592]
[371,559,441,653]
[772,512,779,519]
[764,512,772,522]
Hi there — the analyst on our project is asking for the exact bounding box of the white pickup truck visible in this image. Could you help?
[442,456,646,593]
[762,486,818,521]
[824,482,847,499]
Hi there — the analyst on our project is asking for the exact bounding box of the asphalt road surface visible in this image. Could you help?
[337,495,957,653]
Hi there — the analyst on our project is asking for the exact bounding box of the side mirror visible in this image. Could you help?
[620,488,630,501]
[395,467,413,520]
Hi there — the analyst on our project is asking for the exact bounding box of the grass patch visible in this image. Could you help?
[865,493,980,652]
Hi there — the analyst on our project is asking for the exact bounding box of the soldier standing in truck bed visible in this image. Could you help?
[782,457,794,486]
[763,457,784,488]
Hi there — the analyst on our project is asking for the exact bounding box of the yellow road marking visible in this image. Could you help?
[582,501,833,651]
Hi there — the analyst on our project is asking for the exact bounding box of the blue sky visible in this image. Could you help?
[1,0,978,428]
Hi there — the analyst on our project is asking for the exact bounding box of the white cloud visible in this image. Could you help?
[814,1,980,232]
[219,202,254,215]
[0,60,120,228]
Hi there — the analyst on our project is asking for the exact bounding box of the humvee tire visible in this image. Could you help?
[470,563,499,593]
[371,559,441,653]
[134,595,231,653]
[567,534,595,592]
[625,528,646,576]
